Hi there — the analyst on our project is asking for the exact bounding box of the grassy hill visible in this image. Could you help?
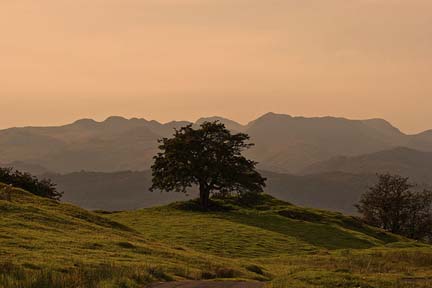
[107,196,432,287]
[0,184,260,288]
[107,196,402,258]
[1,184,431,288]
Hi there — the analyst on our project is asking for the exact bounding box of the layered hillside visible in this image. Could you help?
[244,113,407,172]
[302,147,432,185]
[1,113,431,174]
[0,117,190,173]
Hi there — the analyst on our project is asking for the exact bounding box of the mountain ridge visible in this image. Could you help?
[302,147,432,184]
[1,113,431,174]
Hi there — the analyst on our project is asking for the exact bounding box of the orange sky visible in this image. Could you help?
[1,0,431,133]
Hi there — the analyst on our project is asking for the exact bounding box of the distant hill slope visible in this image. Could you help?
[1,113,431,174]
[263,171,377,214]
[51,170,195,210]
[302,147,432,185]
[244,113,409,173]
[0,116,191,173]
[49,170,376,214]
[408,130,432,151]
[195,116,245,132]
[0,161,51,175]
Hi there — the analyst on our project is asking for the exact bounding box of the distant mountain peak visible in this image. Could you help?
[247,112,293,127]
[259,112,292,119]
[196,116,238,123]
[104,116,128,123]
[195,116,244,131]
[72,118,98,127]
[361,118,403,135]
[417,129,432,136]
[363,118,390,123]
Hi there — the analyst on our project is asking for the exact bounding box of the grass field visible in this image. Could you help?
[0,184,260,287]
[107,197,402,258]
[108,196,432,288]
[1,184,431,287]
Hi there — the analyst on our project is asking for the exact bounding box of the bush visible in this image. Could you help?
[0,167,62,200]
[356,174,432,242]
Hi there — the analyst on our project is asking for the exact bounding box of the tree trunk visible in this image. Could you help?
[199,184,210,210]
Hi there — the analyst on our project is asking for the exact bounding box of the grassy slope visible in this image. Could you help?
[108,197,432,288]
[1,184,431,288]
[0,184,259,287]
[107,196,403,258]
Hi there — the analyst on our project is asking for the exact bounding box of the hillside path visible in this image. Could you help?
[147,281,265,288]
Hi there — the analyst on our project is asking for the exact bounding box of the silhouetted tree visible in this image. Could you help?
[0,167,62,200]
[150,122,266,209]
[356,174,432,242]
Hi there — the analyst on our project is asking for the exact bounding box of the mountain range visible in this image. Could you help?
[1,112,432,174]
[2,112,432,214]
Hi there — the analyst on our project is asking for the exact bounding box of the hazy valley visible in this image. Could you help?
[2,113,432,214]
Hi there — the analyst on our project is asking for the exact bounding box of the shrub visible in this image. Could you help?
[356,174,432,242]
[0,167,62,200]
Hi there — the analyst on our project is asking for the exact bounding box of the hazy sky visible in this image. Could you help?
[1,0,431,133]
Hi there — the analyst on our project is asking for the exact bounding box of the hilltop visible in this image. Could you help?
[107,195,405,258]
[105,196,432,287]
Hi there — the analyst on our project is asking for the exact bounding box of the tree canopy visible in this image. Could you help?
[150,121,266,209]
[0,167,62,200]
[356,173,432,242]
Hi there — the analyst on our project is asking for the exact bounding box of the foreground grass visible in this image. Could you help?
[1,185,431,287]
[264,248,432,288]
[0,262,171,288]
[0,185,259,287]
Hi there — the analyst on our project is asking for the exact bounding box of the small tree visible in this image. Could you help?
[356,174,432,242]
[150,122,266,209]
[0,167,62,200]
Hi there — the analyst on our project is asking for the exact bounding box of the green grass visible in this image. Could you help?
[1,185,431,287]
[107,197,432,287]
[107,197,403,258]
[264,248,432,288]
[0,184,260,287]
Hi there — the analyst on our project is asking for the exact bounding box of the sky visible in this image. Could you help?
[1,0,431,133]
